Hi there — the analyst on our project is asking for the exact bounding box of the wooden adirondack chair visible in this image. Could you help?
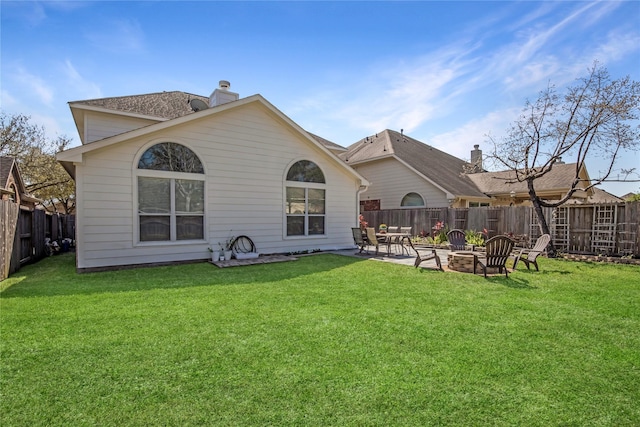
[404,237,443,271]
[447,229,467,251]
[512,234,550,271]
[475,235,515,278]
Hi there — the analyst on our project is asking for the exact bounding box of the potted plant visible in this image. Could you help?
[219,236,234,261]
[208,247,220,262]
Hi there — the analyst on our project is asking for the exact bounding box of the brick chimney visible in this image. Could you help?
[470,144,483,172]
[209,80,239,107]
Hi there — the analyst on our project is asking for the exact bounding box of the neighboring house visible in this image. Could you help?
[466,161,594,206]
[0,157,38,209]
[57,81,368,272]
[340,130,490,210]
[341,129,601,210]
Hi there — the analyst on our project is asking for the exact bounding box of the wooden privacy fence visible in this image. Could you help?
[1,199,75,281]
[361,202,639,257]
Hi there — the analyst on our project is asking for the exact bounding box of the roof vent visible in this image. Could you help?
[209,80,239,107]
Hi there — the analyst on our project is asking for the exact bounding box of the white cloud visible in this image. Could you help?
[428,108,521,162]
[12,66,55,107]
[84,18,145,54]
[62,60,102,100]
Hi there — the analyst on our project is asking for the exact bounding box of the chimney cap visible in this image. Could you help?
[474,144,480,149]
[219,80,230,90]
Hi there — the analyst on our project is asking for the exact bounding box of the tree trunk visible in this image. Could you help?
[528,180,557,258]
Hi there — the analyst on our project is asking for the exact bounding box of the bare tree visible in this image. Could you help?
[1,112,76,213]
[487,63,640,257]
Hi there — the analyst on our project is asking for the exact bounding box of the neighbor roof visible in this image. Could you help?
[341,129,487,198]
[466,163,590,196]
[0,157,15,190]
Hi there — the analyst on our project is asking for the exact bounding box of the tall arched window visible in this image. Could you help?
[285,160,326,236]
[401,192,425,207]
[137,142,205,242]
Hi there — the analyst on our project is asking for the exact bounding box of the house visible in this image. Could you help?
[340,129,490,210]
[466,161,594,206]
[341,129,599,210]
[1,157,38,209]
[57,81,368,272]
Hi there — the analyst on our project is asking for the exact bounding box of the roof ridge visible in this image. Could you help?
[69,90,208,104]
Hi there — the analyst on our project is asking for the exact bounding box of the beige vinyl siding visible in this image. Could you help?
[85,112,158,143]
[354,157,449,209]
[75,102,359,269]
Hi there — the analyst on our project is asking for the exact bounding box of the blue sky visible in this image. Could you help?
[2,1,639,195]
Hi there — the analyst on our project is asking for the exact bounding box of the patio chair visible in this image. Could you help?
[365,227,389,256]
[386,226,399,233]
[447,229,468,251]
[352,227,367,254]
[403,237,442,271]
[512,234,550,271]
[475,235,515,278]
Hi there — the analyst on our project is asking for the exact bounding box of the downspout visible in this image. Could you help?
[356,184,367,222]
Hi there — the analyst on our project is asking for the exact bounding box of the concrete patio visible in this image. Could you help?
[329,247,451,270]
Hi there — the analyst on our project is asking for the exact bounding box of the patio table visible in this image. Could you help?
[376,232,412,256]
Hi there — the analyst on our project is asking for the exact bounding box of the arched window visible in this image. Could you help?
[285,160,326,236]
[137,142,205,242]
[401,192,425,207]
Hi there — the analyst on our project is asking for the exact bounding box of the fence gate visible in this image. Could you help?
[591,204,617,254]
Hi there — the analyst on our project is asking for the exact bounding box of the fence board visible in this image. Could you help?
[1,200,19,281]
[361,201,639,257]
[1,200,76,281]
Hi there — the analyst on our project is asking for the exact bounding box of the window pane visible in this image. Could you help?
[176,216,204,240]
[175,179,204,213]
[138,142,204,173]
[138,177,171,213]
[287,216,305,236]
[401,192,425,207]
[308,189,325,214]
[286,187,306,214]
[308,216,325,235]
[286,160,325,183]
[140,216,170,241]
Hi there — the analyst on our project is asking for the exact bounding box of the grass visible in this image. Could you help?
[1,253,639,426]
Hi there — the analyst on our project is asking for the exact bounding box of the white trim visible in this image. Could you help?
[60,95,369,189]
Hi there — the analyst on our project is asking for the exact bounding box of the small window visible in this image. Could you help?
[469,202,490,207]
[401,192,425,207]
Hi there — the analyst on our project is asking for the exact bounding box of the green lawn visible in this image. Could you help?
[1,253,639,426]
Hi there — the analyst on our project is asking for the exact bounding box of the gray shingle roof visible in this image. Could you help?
[0,156,15,189]
[70,92,345,152]
[342,129,487,198]
[466,163,585,195]
[307,132,346,152]
[69,91,210,120]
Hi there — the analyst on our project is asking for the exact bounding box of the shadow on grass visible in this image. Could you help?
[485,276,537,289]
[0,252,369,299]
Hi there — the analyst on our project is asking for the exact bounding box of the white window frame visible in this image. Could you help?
[284,160,327,239]
[134,141,206,245]
[285,182,326,237]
